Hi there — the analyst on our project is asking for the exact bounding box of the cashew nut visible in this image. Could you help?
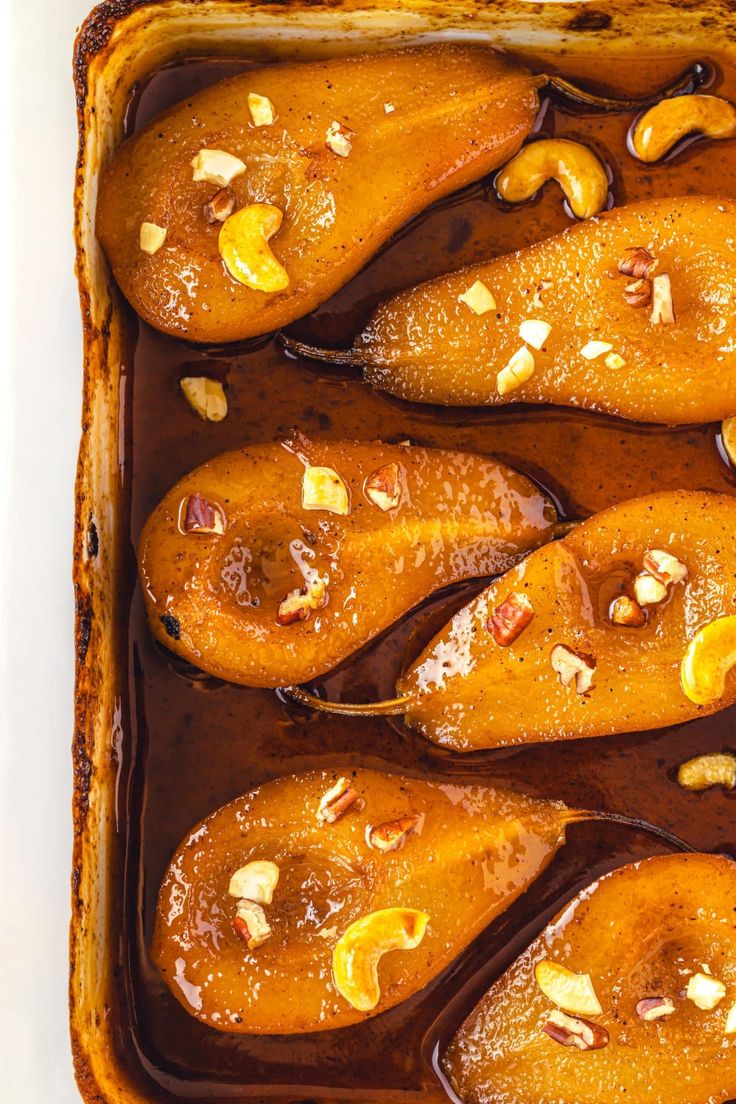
[496,139,609,219]
[631,94,736,162]
[534,960,603,1017]
[332,907,429,1011]
[228,859,280,905]
[680,615,736,705]
[722,417,736,466]
[677,752,736,791]
[218,203,289,293]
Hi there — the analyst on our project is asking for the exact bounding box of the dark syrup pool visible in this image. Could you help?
[109,48,736,1103]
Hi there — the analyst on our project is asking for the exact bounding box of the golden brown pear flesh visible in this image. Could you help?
[137,438,556,687]
[152,767,583,1034]
[299,491,736,747]
[96,45,541,342]
[444,853,736,1104]
[296,196,736,424]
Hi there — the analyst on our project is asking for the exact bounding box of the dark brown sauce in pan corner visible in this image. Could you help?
[112,48,736,1103]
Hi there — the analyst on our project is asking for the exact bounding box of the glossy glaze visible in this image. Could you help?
[444,853,736,1104]
[117,48,736,1103]
[97,45,539,342]
[138,439,555,686]
[152,768,571,1033]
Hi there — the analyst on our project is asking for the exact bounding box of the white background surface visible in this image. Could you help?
[4,0,95,1099]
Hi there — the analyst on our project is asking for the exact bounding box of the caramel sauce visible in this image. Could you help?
[114,48,736,1102]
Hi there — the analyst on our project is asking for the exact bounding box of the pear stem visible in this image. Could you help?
[285,685,413,716]
[566,808,697,853]
[280,333,361,368]
[543,61,709,113]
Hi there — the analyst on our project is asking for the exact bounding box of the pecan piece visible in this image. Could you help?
[623,277,652,307]
[232,901,272,950]
[642,548,688,586]
[618,246,658,280]
[365,462,402,511]
[609,595,646,628]
[487,592,535,646]
[276,577,327,626]
[368,815,420,853]
[542,1009,609,1050]
[636,996,676,1021]
[204,185,237,223]
[182,492,226,535]
[550,644,596,694]
[317,776,361,824]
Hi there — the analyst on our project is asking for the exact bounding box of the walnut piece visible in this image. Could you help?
[232,901,272,950]
[325,121,353,157]
[617,246,658,280]
[609,595,646,628]
[487,592,535,645]
[642,548,688,586]
[623,277,652,307]
[276,577,327,626]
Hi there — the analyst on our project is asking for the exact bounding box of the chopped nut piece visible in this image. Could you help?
[550,645,596,695]
[204,186,236,224]
[618,246,658,280]
[642,549,688,586]
[636,996,676,1021]
[633,572,668,606]
[332,908,429,1011]
[686,971,726,1010]
[365,462,402,511]
[458,279,496,315]
[325,120,353,157]
[609,595,646,628]
[623,277,652,308]
[368,815,420,853]
[543,1009,609,1051]
[302,465,350,515]
[139,221,167,255]
[680,615,736,705]
[650,272,675,324]
[497,346,535,396]
[535,960,603,1016]
[191,148,247,187]
[232,901,272,950]
[580,339,613,360]
[317,776,360,824]
[383,101,395,114]
[228,860,280,905]
[604,352,626,370]
[219,203,289,292]
[179,376,228,421]
[276,577,327,626]
[722,417,736,466]
[532,279,553,309]
[487,592,535,645]
[725,1000,736,1034]
[519,319,552,350]
[182,492,226,535]
[677,751,736,791]
[248,91,275,126]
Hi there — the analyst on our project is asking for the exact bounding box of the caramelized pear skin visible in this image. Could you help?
[137,438,556,687]
[444,853,736,1104]
[305,196,736,424]
[96,45,540,342]
[397,490,736,749]
[152,768,574,1033]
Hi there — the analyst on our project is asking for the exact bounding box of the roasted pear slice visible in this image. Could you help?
[97,45,542,342]
[152,767,686,1034]
[292,491,736,748]
[137,438,557,687]
[285,196,736,424]
[443,853,736,1104]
